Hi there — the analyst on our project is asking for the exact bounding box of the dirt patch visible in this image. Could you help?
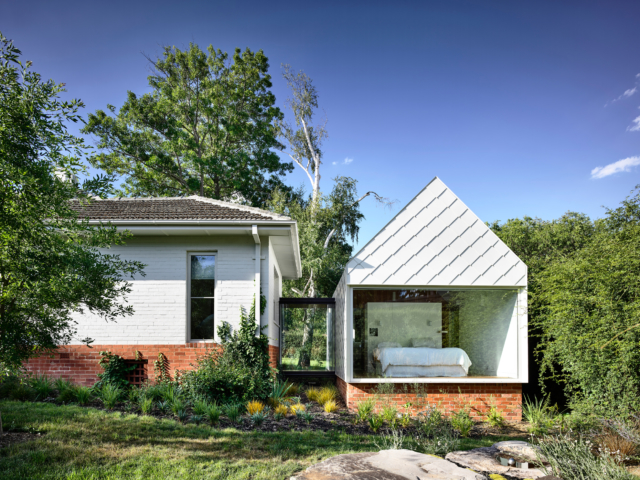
[0,431,42,449]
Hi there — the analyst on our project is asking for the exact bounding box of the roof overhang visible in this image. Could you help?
[89,219,302,280]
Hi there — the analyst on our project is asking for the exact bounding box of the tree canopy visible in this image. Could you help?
[82,43,292,207]
[0,32,145,371]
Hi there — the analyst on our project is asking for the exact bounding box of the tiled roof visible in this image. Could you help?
[71,195,288,221]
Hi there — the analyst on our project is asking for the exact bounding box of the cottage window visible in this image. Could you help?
[189,254,216,340]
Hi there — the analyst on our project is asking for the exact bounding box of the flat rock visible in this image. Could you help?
[493,441,543,462]
[446,446,546,479]
[291,449,486,480]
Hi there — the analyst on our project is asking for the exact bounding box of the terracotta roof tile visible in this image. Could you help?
[71,196,286,222]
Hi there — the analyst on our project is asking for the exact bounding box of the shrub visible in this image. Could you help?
[179,303,273,404]
[324,400,338,413]
[75,386,91,405]
[317,386,338,406]
[451,410,474,438]
[246,400,264,415]
[190,414,204,425]
[176,409,189,423]
[537,434,635,480]
[206,404,221,425]
[156,400,170,413]
[374,428,405,450]
[268,379,292,407]
[306,387,321,402]
[356,398,375,423]
[299,411,314,424]
[30,374,54,400]
[170,397,187,416]
[413,408,460,456]
[381,405,398,425]
[100,384,122,410]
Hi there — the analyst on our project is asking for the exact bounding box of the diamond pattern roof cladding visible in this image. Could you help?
[71,195,286,221]
[347,177,526,287]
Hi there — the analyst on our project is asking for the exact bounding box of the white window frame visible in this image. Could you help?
[345,285,528,384]
[187,251,217,343]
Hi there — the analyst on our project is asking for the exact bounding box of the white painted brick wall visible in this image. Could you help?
[71,235,273,345]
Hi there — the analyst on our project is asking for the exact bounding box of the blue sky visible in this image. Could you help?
[3,0,639,250]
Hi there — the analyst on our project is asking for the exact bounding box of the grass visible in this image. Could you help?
[0,400,520,480]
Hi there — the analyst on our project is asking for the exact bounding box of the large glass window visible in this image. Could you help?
[189,254,215,340]
[352,289,518,379]
[279,301,335,371]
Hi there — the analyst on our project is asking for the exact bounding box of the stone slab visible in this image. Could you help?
[291,449,486,480]
[446,446,546,479]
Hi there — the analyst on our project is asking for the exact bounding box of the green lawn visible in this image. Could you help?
[0,401,520,480]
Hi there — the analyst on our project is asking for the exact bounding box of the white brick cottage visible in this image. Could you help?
[27,196,301,385]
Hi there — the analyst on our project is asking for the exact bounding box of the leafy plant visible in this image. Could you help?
[522,396,554,435]
[251,411,266,426]
[485,406,505,428]
[75,386,91,406]
[324,400,338,413]
[156,400,170,413]
[246,400,264,415]
[206,404,221,425]
[368,414,384,433]
[399,414,411,429]
[224,403,242,423]
[100,384,122,410]
[176,409,189,423]
[299,411,314,424]
[356,398,375,423]
[284,382,299,397]
[190,414,205,425]
[290,403,305,415]
[374,427,405,450]
[381,405,398,425]
[140,396,154,414]
[95,352,135,390]
[57,383,78,403]
[170,397,187,416]
[268,379,292,407]
[192,397,210,416]
[451,410,474,438]
[30,374,54,400]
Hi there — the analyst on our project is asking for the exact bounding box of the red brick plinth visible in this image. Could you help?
[268,345,280,370]
[336,377,522,421]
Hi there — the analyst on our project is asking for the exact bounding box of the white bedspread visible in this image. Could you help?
[377,347,472,375]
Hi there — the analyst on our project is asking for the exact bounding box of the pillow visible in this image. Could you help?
[377,342,401,349]
[412,338,436,348]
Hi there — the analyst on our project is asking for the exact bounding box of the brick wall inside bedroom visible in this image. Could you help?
[336,377,522,421]
[26,344,280,386]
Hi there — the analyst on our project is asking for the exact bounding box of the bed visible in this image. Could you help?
[372,341,472,378]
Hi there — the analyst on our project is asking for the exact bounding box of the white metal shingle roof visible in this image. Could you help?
[347,177,527,287]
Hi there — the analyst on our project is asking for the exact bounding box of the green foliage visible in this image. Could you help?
[94,351,136,390]
[0,32,146,369]
[75,386,91,406]
[451,410,474,438]
[368,414,384,433]
[522,396,554,435]
[82,43,292,206]
[99,384,122,410]
[57,384,78,403]
[206,404,221,425]
[485,406,505,428]
[356,398,375,423]
[170,397,188,416]
[492,190,640,415]
[537,434,635,480]
[224,403,243,423]
[414,408,460,456]
[251,411,267,426]
[30,374,54,400]
[179,297,272,404]
[192,397,210,416]
[269,379,292,406]
[139,396,154,414]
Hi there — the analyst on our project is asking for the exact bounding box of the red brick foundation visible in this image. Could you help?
[268,345,280,369]
[26,343,281,386]
[336,377,522,421]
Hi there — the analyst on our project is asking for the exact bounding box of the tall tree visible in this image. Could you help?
[0,32,145,371]
[83,44,292,207]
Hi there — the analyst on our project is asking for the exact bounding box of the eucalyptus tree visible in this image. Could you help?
[0,32,145,372]
[83,44,292,207]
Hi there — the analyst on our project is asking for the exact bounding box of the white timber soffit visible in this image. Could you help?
[347,176,527,287]
[252,225,261,332]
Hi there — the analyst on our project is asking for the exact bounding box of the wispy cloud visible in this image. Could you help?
[332,161,338,165]
[343,157,353,165]
[606,74,640,106]
[591,156,640,179]
[627,116,640,132]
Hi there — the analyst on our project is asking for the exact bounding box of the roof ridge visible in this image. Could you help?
[188,195,291,221]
